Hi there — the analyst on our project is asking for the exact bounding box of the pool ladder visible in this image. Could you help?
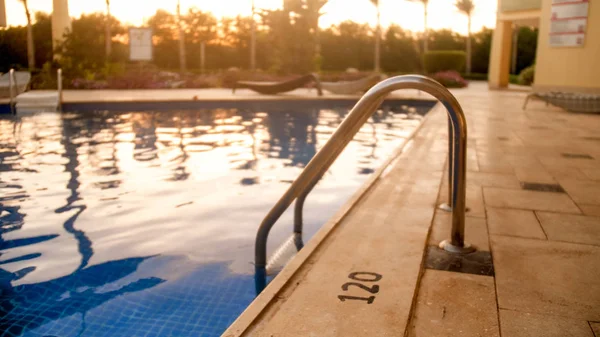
[254,75,471,294]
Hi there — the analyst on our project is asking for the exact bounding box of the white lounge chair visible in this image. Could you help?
[0,71,31,98]
[523,91,600,113]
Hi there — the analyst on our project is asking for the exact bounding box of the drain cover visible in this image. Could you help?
[425,246,494,276]
[521,182,565,193]
[562,153,594,159]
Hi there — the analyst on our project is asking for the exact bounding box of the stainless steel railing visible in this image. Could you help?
[8,69,16,114]
[254,75,471,294]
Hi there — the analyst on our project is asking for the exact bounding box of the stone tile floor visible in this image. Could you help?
[419,84,600,337]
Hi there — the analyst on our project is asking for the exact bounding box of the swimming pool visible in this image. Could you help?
[0,101,432,337]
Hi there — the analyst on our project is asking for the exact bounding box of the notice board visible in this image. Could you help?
[129,28,153,61]
[549,0,589,47]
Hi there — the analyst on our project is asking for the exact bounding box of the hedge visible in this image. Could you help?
[518,65,535,86]
[423,51,466,74]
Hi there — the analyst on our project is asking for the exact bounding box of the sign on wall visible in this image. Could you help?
[549,0,589,47]
[129,28,153,61]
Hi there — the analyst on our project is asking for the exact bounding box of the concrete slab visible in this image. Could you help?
[487,207,546,239]
[466,171,521,189]
[499,309,594,337]
[591,322,600,337]
[558,178,600,205]
[536,212,600,246]
[492,235,600,320]
[408,270,499,337]
[483,187,581,213]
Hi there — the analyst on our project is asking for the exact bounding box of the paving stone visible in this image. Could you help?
[579,204,600,217]
[408,270,499,337]
[499,309,594,337]
[591,322,600,337]
[581,169,600,181]
[559,179,600,205]
[536,212,600,246]
[487,207,546,239]
[492,236,600,320]
[466,171,521,188]
[483,187,581,213]
[514,167,557,184]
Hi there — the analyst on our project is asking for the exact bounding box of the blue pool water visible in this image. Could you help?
[0,102,431,337]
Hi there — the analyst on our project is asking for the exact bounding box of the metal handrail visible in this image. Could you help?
[8,69,16,114]
[254,75,471,294]
[57,68,63,111]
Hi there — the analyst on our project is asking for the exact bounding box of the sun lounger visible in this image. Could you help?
[0,71,31,98]
[321,74,382,95]
[233,73,322,96]
[523,91,600,113]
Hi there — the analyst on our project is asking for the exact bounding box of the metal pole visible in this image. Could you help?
[177,0,186,73]
[374,2,381,73]
[438,119,454,212]
[255,75,471,293]
[57,68,63,111]
[200,42,205,74]
[250,0,256,71]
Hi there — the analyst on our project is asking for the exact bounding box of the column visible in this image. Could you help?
[488,19,513,89]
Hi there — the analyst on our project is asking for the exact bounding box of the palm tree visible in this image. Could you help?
[105,0,112,61]
[177,0,187,73]
[20,0,35,69]
[370,0,381,72]
[408,0,429,53]
[306,0,328,72]
[455,0,474,74]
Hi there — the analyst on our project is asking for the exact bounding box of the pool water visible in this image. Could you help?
[0,103,430,337]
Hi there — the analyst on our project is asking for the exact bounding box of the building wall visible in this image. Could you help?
[534,1,600,92]
[0,0,6,28]
[501,0,541,13]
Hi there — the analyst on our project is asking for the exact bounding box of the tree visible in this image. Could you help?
[105,0,111,61]
[58,14,127,78]
[369,0,381,72]
[381,25,421,73]
[284,0,328,71]
[408,0,429,53]
[20,0,35,69]
[455,0,474,74]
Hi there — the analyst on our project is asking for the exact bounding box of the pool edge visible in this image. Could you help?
[221,102,443,337]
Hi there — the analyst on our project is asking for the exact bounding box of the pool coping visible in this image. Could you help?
[222,101,442,337]
[0,97,434,115]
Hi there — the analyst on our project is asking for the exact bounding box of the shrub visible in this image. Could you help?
[431,70,468,88]
[423,51,466,74]
[518,65,535,86]
[462,72,488,81]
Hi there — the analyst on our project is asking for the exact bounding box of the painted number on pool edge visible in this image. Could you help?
[338,272,382,304]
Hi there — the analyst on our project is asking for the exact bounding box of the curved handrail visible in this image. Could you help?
[255,75,469,293]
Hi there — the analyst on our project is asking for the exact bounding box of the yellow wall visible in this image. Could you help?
[0,0,6,28]
[501,0,541,13]
[534,1,600,92]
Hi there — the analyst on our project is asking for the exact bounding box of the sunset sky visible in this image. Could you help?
[4,0,498,35]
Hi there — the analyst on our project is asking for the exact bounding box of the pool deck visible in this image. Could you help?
[222,82,600,337]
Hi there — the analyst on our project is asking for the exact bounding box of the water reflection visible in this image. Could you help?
[0,103,429,337]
